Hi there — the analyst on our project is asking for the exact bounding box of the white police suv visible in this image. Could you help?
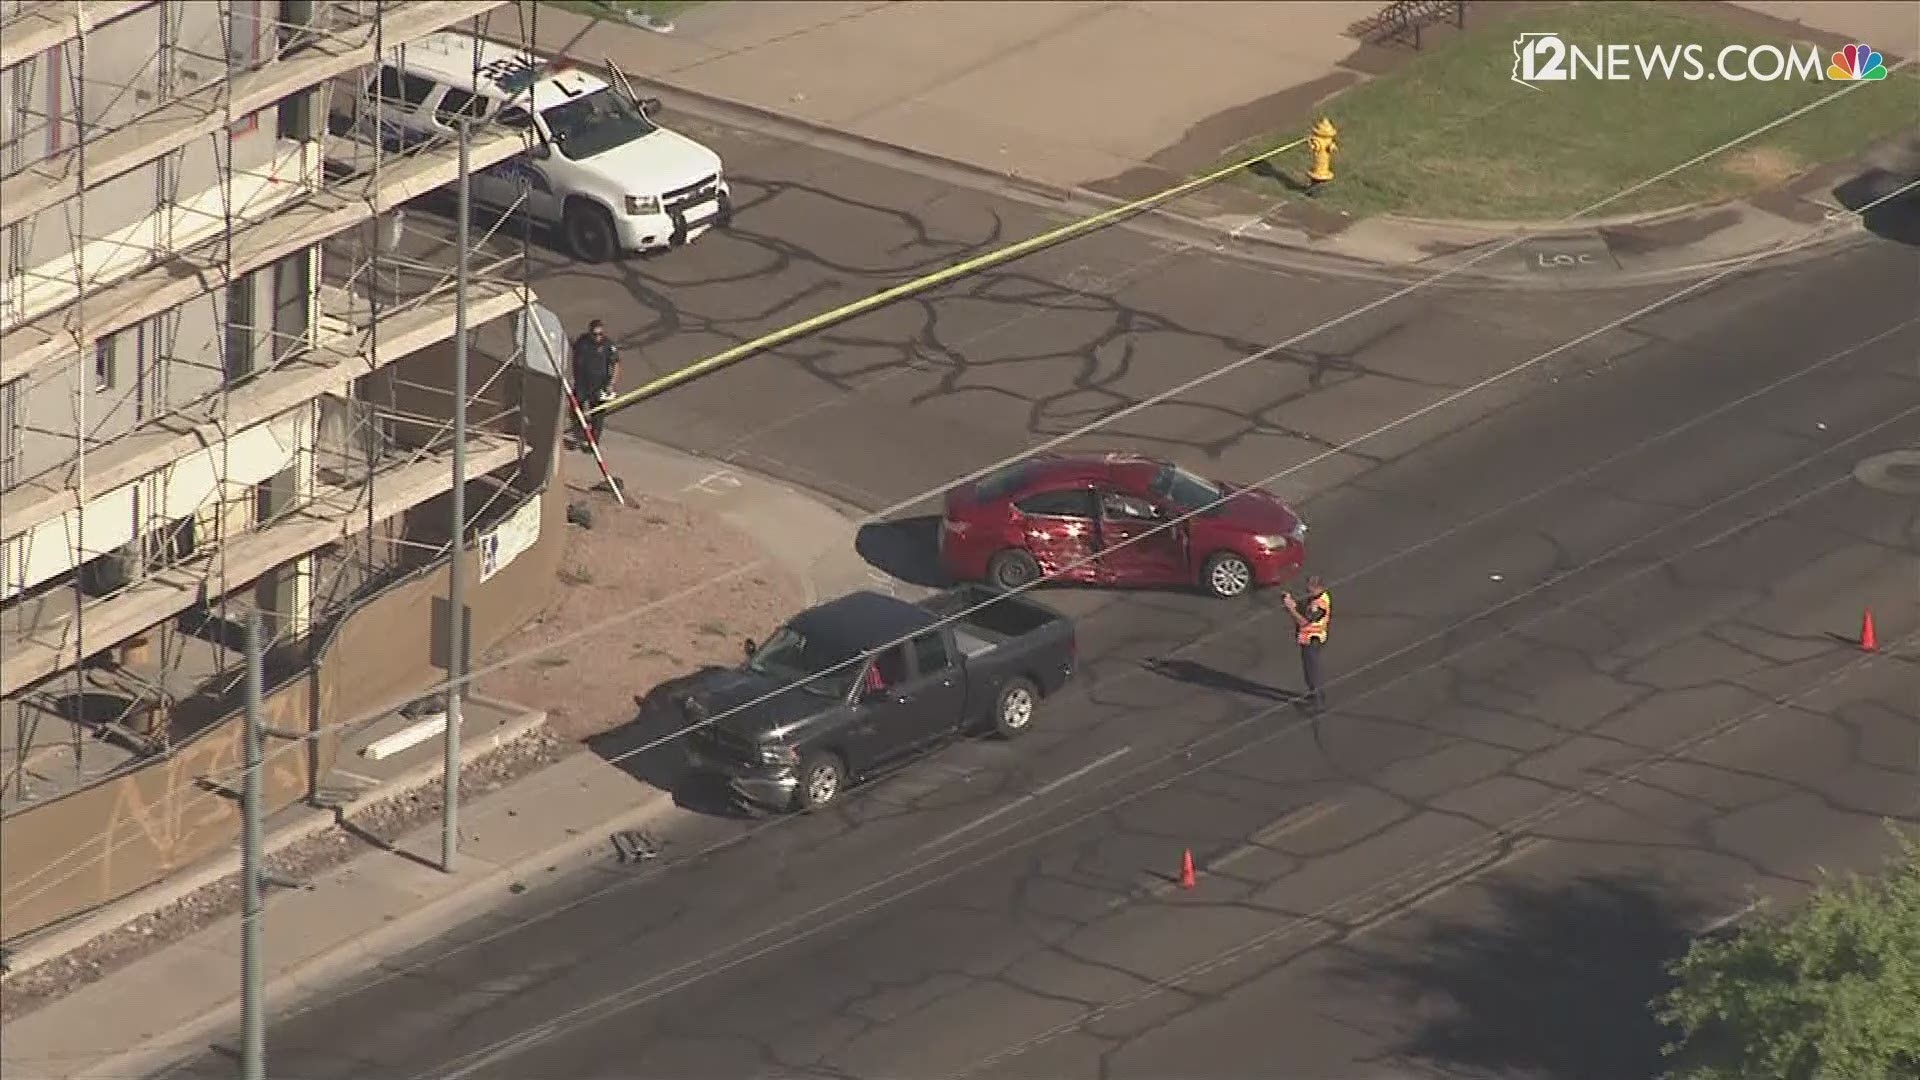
[331,32,731,261]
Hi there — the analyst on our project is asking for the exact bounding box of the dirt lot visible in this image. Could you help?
[476,482,805,741]
[1,481,803,1019]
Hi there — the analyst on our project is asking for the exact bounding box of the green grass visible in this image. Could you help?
[1221,2,1918,220]
[550,0,708,27]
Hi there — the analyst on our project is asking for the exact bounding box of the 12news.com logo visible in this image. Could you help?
[1513,32,1889,87]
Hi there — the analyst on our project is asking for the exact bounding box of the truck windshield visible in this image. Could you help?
[1149,464,1222,512]
[540,87,656,161]
[745,627,858,699]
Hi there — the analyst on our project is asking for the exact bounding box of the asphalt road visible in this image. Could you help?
[159,116,1920,1080]
[450,108,1685,511]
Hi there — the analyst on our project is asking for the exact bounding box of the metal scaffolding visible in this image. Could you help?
[1,0,544,808]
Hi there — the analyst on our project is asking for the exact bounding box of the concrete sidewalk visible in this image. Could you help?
[532,1,1383,193]
[578,428,899,603]
[0,433,878,1080]
[523,1,1917,286]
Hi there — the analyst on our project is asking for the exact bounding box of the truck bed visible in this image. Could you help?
[919,584,1061,645]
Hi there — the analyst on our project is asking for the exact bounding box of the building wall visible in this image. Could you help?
[1,1,516,689]
[0,4,304,328]
[2,247,321,491]
[1,2,331,613]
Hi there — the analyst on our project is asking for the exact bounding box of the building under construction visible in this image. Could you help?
[0,1,572,943]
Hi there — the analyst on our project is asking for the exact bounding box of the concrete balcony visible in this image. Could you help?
[0,0,507,231]
[1,271,525,549]
[0,121,528,388]
[0,1,153,70]
[1,429,523,697]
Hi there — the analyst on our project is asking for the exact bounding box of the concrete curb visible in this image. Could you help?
[585,60,1863,291]
[74,793,675,1080]
[0,699,546,982]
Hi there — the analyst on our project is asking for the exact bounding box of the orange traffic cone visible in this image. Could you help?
[1179,849,1197,890]
[1860,608,1878,653]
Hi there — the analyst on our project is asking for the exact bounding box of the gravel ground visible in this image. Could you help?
[1,482,804,1021]
[0,728,567,1022]
[476,483,805,741]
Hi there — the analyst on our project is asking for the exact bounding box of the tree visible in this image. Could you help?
[1656,830,1920,1080]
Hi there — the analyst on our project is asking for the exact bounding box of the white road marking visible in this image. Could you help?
[331,768,381,786]
[684,470,742,495]
[1208,800,1345,874]
[916,746,1132,854]
[1346,836,1549,940]
[1698,899,1761,936]
[438,1021,559,1080]
[1122,799,1346,906]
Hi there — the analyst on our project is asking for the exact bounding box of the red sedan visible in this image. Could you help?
[939,453,1307,599]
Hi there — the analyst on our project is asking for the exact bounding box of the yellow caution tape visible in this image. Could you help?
[588,135,1308,417]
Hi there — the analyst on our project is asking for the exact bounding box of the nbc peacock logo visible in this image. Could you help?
[1826,43,1888,81]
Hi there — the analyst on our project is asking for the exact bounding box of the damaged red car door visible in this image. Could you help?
[1011,488,1103,583]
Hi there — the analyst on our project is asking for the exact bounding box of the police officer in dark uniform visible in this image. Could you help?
[1283,575,1331,713]
[570,318,619,446]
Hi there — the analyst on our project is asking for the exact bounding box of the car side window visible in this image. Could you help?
[1015,489,1096,519]
[871,644,911,689]
[436,88,492,125]
[1101,491,1161,522]
[909,632,952,678]
[377,66,439,110]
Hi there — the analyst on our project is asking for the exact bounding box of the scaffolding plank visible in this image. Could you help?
[0,278,526,541]
[0,433,524,696]
[0,0,508,231]
[0,1,153,70]
[0,125,526,387]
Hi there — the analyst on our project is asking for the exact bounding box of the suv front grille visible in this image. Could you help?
[665,173,719,203]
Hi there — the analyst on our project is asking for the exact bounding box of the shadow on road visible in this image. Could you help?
[1835,167,1920,247]
[587,667,756,819]
[856,516,948,588]
[1142,656,1299,704]
[1336,873,1709,1080]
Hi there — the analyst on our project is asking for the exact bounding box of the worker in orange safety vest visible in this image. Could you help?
[1283,575,1331,713]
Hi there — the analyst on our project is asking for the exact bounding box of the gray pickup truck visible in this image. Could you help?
[679,585,1077,811]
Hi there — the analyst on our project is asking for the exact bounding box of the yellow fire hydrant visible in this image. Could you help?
[1305,116,1339,194]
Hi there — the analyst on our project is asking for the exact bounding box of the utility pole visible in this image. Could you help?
[241,610,265,1080]
[441,117,470,873]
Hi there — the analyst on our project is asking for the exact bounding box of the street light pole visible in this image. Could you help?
[440,117,470,873]
[240,610,265,1080]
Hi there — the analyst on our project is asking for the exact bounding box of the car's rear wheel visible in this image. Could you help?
[793,752,846,811]
[1201,552,1253,599]
[992,677,1038,739]
[988,549,1042,592]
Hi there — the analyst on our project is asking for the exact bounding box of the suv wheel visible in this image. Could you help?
[563,200,617,263]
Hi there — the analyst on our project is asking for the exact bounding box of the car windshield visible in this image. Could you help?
[745,627,858,699]
[540,87,656,161]
[1149,464,1223,512]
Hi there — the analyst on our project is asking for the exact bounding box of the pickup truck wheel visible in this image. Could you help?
[988,550,1042,592]
[992,678,1039,739]
[794,752,846,811]
[563,200,618,263]
[1202,552,1253,599]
